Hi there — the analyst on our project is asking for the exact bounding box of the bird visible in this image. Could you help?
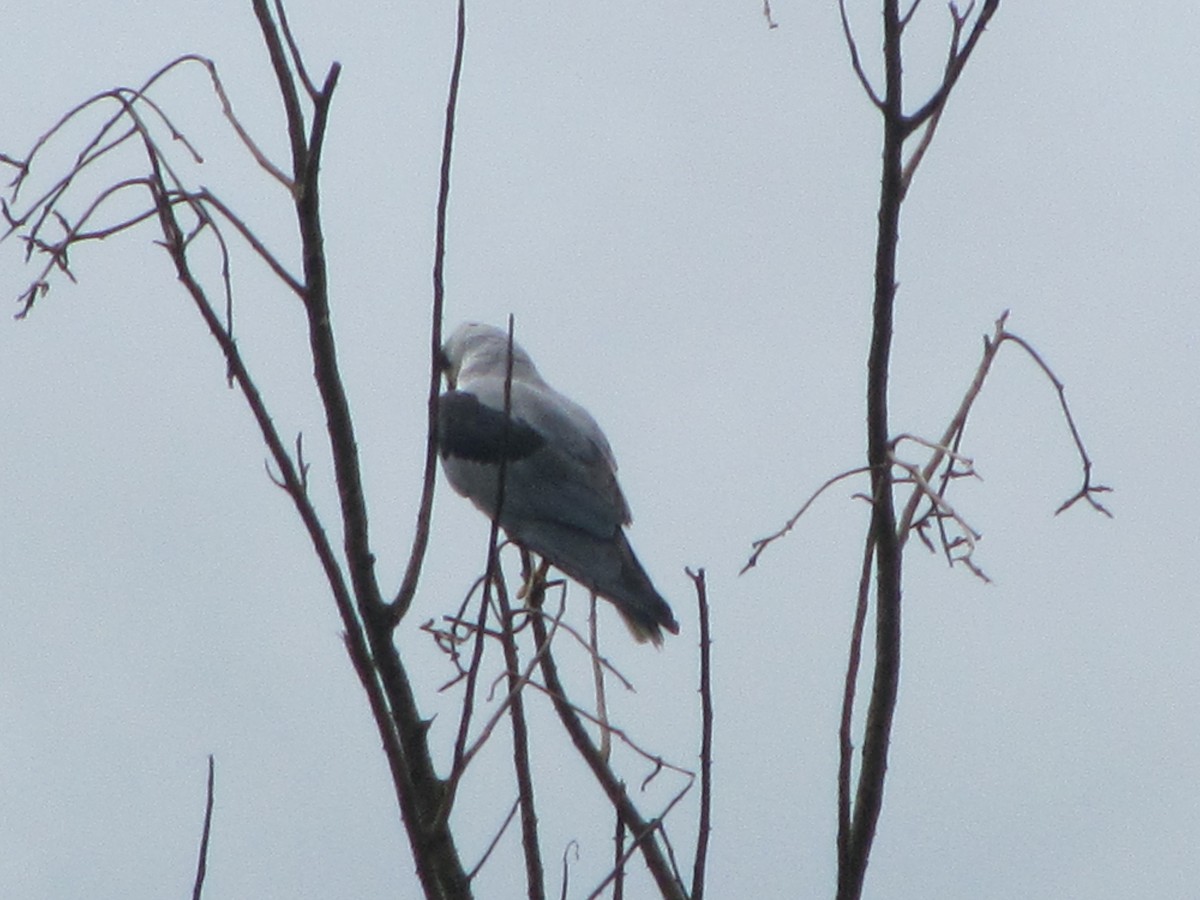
[436,322,679,644]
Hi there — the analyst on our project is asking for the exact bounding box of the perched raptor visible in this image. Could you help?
[437,322,679,644]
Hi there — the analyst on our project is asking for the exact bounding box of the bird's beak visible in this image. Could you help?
[437,348,456,389]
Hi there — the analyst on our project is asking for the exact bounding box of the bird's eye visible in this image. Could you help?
[436,348,452,372]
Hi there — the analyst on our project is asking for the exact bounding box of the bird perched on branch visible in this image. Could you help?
[437,322,679,644]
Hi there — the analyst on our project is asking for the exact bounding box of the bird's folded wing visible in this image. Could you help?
[441,379,633,535]
[437,390,545,462]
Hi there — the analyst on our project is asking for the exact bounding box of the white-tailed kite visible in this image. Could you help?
[437,322,679,644]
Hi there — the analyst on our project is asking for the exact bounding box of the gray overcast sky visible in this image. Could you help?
[2,2,1197,898]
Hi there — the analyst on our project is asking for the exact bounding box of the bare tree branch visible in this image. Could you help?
[898,1,975,196]
[493,575,547,899]
[838,3,912,896]
[894,311,1113,561]
[527,580,688,900]
[899,0,925,29]
[437,586,563,829]
[247,4,472,893]
[190,755,215,900]
[187,188,304,295]
[195,52,294,190]
[831,2,1108,896]
[445,570,494,813]
[584,780,694,900]
[393,0,468,623]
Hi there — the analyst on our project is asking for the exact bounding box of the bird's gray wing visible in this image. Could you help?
[504,380,632,532]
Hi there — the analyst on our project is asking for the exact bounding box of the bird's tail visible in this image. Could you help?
[517,524,679,645]
[604,532,680,645]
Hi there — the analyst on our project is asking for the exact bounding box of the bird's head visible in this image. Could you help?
[441,321,540,389]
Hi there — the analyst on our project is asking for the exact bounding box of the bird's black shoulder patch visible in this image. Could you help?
[438,390,545,463]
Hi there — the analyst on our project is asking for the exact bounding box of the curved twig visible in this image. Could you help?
[742,466,871,574]
[838,0,885,109]
[999,331,1113,517]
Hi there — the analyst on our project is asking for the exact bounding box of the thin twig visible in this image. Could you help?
[899,0,925,28]
[838,0,885,109]
[523,679,694,781]
[999,332,1113,517]
[272,0,321,99]
[437,599,639,698]
[467,797,521,882]
[837,532,875,884]
[895,312,1112,560]
[687,567,714,900]
[13,175,157,315]
[890,450,989,581]
[8,53,207,208]
[445,566,493,812]
[190,755,215,900]
[742,466,871,574]
[392,0,468,624]
[441,315,520,827]
[901,0,1000,138]
[196,54,294,190]
[53,205,157,242]
[188,188,304,295]
[590,593,613,763]
[585,782,695,900]
[900,1,973,196]
[559,841,579,900]
[3,63,298,321]
[251,0,307,178]
[762,0,779,29]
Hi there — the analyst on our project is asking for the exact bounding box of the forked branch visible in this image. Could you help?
[4,3,474,894]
